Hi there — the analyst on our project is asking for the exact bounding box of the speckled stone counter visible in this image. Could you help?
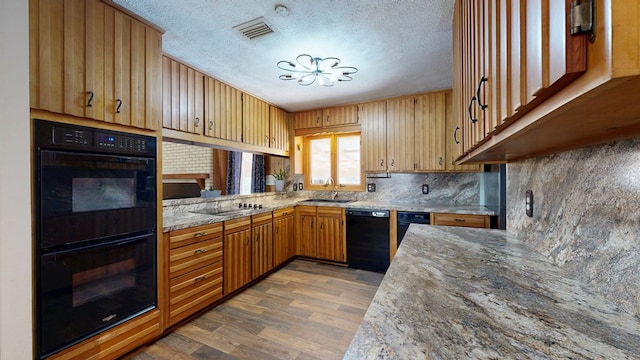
[344,225,640,359]
[163,196,495,232]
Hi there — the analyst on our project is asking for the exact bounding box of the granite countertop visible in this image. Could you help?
[344,225,640,359]
[163,198,495,232]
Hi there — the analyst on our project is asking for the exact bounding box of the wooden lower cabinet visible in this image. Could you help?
[166,223,224,327]
[223,216,252,295]
[431,213,490,229]
[48,309,161,360]
[295,206,346,262]
[251,212,274,279]
[273,207,295,266]
[316,207,345,262]
[295,206,317,257]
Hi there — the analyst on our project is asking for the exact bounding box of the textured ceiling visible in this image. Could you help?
[113,0,455,112]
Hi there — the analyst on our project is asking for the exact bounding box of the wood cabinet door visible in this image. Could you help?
[273,211,295,266]
[386,97,415,172]
[295,206,317,257]
[223,228,252,295]
[316,209,345,262]
[205,77,243,142]
[445,91,481,171]
[359,101,387,172]
[414,93,446,171]
[129,19,146,129]
[242,93,270,147]
[251,221,273,279]
[103,6,131,126]
[85,0,106,121]
[162,57,204,134]
[269,106,290,152]
[143,26,162,130]
[30,0,82,116]
[322,105,358,127]
[293,110,323,130]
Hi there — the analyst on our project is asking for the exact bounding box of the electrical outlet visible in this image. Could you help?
[422,184,429,194]
[298,182,303,191]
[367,183,376,192]
[293,183,298,191]
[525,190,533,217]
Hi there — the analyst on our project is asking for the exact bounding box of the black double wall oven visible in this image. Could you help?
[34,119,157,358]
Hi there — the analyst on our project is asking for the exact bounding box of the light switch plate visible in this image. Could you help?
[293,183,298,191]
[298,182,303,191]
[367,183,376,192]
[422,184,429,194]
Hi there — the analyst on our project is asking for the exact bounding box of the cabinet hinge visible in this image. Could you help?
[570,0,595,42]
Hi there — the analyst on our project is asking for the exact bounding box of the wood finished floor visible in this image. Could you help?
[127,260,384,360]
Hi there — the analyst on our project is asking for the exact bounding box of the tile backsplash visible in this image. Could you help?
[507,137,640,316]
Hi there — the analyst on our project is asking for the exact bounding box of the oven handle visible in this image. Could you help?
[42,232,155,256]
[41,150,153,169]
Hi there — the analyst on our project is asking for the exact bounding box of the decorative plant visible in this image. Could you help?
[273,168,286,181]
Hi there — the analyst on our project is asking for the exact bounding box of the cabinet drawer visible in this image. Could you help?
[274,207,294,218]
[224,216,251,233]
[252,211,273,225]
[168,222,222,249]
[317,206,343,217]
[169,237,223,278]
[168,262,223,326]
[431,213,490,228]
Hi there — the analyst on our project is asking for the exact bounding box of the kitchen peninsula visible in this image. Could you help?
[345,225,640,359]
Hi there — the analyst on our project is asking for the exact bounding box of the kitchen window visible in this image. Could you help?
[303,133,364,192]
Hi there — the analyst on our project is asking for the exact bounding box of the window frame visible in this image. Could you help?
[303,132,364,192]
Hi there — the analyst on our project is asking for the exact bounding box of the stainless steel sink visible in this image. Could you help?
[300,199,354,204]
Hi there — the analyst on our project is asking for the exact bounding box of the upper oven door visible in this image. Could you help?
[38,150,156,250]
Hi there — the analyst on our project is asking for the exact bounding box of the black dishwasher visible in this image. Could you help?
[346,209,390,273]
[397,211,430,247]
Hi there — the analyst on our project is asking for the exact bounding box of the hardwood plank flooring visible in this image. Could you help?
[127,260,384,360]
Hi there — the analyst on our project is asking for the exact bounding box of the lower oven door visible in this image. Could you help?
[38,233,156,358]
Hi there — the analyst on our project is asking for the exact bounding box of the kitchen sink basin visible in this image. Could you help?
[300,199,354,204]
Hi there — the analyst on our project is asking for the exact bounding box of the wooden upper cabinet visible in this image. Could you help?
[322,105,358,127]
[205,76,243,142]
[445,91,481,172]
[161,56,204,134]
[385,97,414,172]
[242,93,270,147]
[30,0,162,130]
[269,105,290,153]
[294,109,323,130]
[294,105,358,130]
[359,101,387,172]
[414,93,446,171]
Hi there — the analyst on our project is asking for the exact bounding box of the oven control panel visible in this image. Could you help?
[36,119,156,156]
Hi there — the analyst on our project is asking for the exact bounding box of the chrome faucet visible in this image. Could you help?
[326,177,338,200]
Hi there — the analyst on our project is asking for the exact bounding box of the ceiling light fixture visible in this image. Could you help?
[277,54,358,86]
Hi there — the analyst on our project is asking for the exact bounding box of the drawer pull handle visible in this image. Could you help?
[194,232,206,237]
[116,99,123,114]
[194,248,207,254]
[87,91,94,107]
[476,76,488,110]
[194,275,206,282]
[454,218,466,222]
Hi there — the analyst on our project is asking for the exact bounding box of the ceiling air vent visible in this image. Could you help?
[234,17,274,40]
